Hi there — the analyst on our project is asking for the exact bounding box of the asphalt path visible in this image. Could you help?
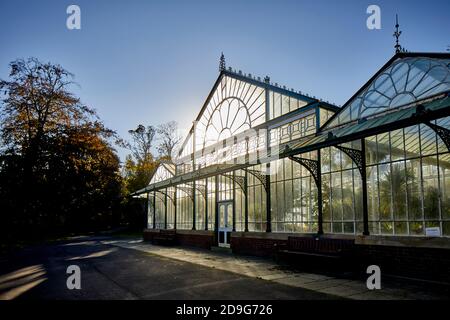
[0,237,339,300]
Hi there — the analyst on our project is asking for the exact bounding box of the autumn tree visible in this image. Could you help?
[122,124,158,193]
[0,58,124,242]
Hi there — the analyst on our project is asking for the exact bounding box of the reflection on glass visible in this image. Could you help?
[326,57,450,128]
[219,205,225,228]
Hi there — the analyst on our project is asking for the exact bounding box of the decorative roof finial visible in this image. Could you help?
[219,52,226,72]
[393,14,404,54]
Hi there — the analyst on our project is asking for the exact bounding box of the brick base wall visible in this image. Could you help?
[143,229,214,250]
[230,232,287,257]
[144,229,450,283]
[230,232,450,283]
[143,229,160,242]
[354,244,450,283]
[176,231,215,249]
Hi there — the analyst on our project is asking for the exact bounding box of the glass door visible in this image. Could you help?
[218,201,233,247]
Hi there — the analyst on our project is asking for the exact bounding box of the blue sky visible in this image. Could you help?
[1,0,449,161]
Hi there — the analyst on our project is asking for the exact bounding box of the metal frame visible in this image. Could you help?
[140,52,450,241]
[289,150,323,234]
[334,143,369,235]
[322,52,450,130]
[426,121,450,152]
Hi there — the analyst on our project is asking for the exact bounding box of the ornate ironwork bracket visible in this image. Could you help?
[177,186,194,201]
[335,145,364,176]
[153,191,167,203]
[426,121,450,152]
[195,183,208,199]
[155,190,176,205]
[243,169,268,191]
[222,174,246,195]
[177,183,208,200]
[288,156,320,186]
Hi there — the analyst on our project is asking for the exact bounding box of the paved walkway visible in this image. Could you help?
[103,238,447,300]
[2,237,336,300]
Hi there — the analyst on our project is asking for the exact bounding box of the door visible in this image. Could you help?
[218,201,233,247]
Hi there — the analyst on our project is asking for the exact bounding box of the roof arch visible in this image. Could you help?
[323,53,450,130]
[148,162,175,185]
[176,68,321,161]
[196,74,265,151]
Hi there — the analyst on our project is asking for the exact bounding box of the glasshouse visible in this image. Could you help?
[134,51,450,280]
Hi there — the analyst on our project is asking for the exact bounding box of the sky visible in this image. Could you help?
[0,0,449,162]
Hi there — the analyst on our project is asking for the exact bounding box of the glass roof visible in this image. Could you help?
[342,94,450,137]
[195,75,266,151]
[325,56,450,129]
[148,163,175,185]
[136,95,450,194]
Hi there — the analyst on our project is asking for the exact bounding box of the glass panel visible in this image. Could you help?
[420,124,437,156]
[406,159,423,220]
[390,129,405,161]
[321,148,331,173]
[330,147,341,172]
[269,91,274,119]
[149,164,175,184]
[219,205,225,228]
[342,170,354,221]
[226,204,233,228]
[322,173,331,222]
[423,157,440,220]
[194,75,266,154]
[285,180,293,231]
[325,57,450,129]
[377,133,390,163]
[409,222,424,235]
[273,92,281,118]
[289,97,298,112]
[395,222,408,235]
[282,95,290,115]
[381,222,394,235]
[404,125,421,159]
[443,222,450,236]
[379,163,392,220]
[331,172,343,222]
[367,166,380,222]
[353,170,363,222]
[440,153,450,220]
[391,161,407,221]
[276,181,285,232]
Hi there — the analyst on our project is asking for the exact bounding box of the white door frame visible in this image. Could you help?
[217,201,233,248]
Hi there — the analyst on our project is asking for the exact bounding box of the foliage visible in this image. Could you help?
[122,122,181,194]
[121,125,158,195]
[0,58,124,242]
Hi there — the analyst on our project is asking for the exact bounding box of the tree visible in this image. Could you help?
[123,154,156,193]
[0,58,124,242]
[0,58,96,179]
[127,124,155,164]
[122,125,158,193]
[156,121,182,160]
